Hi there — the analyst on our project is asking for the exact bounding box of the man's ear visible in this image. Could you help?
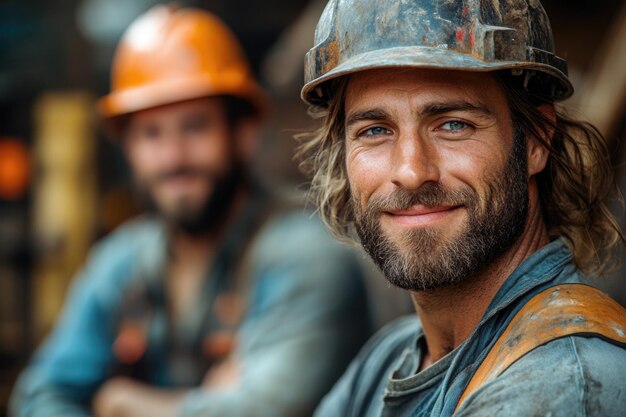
[527,104,555,177]
[234,118,261,162]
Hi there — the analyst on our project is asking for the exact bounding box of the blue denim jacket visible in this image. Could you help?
[315,239,626,417]
[11,206,372,417]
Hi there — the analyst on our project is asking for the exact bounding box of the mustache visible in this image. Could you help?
[149,166,217,184]
[359,183,476,214]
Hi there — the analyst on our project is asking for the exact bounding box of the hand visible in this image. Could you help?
[93,377,186,417]
[202,357,241,390]
[93,377,137,417]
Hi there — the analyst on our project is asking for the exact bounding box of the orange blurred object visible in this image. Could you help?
[113,322,148,365]
[97,5,270,121]
[0,137,30,200]
[203,331,237,360]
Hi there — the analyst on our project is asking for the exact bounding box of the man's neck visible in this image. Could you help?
[412,201,550,368]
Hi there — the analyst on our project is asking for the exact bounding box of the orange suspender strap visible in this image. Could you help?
[455,284,626,412]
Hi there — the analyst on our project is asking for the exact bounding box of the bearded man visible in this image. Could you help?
[10,6,371,417]
[297,0,626,416]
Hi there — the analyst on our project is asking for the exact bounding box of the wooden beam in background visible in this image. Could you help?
[575,2,626,139]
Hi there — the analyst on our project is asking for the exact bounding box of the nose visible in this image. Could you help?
[157,132,188,167]
[390,130,440,191]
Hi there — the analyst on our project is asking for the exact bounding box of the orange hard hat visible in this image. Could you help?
[97,5,270,121]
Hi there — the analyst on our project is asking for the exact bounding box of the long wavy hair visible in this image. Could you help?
[296,71,625,276]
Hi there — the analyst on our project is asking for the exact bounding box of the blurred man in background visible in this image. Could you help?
[10,5,371,417]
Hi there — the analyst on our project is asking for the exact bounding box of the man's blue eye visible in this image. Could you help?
[441,121,467,131]
[363,126,391,136]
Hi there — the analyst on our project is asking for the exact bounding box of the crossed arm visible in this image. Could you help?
[92,356,239,417]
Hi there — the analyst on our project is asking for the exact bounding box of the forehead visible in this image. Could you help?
[129,97,225,125]
[344,68,508,113]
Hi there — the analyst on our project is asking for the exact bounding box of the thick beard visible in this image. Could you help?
[174,163,245,236]
[136,161,246,237]
[353,132,529,292]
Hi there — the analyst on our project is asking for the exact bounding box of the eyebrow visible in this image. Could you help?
[419,101,494,118]
[345,101,494,129]
[345,109,390,129]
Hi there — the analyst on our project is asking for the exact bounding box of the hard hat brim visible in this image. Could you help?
[98,74,270,127]
[301,46,574,106]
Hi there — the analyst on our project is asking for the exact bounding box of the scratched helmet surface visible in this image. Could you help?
[302,0,573,106]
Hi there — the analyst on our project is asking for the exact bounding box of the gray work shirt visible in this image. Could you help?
[315,239,626,417]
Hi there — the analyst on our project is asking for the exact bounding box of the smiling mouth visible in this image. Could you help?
[383,205,463,227]
[159,175,200,187]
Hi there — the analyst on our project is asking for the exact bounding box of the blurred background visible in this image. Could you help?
[0,0,625,414]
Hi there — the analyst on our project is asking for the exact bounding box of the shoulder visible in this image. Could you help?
[343,317,421,391]
[245,211,371,319]
[92,215,163,257]
[567,336,626,416]
[350,316,422,386]
[252,209,354,260]
[459,336,626,417]
[316,316,422,415]
[72,215,165,304]
[250,210,365,286]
